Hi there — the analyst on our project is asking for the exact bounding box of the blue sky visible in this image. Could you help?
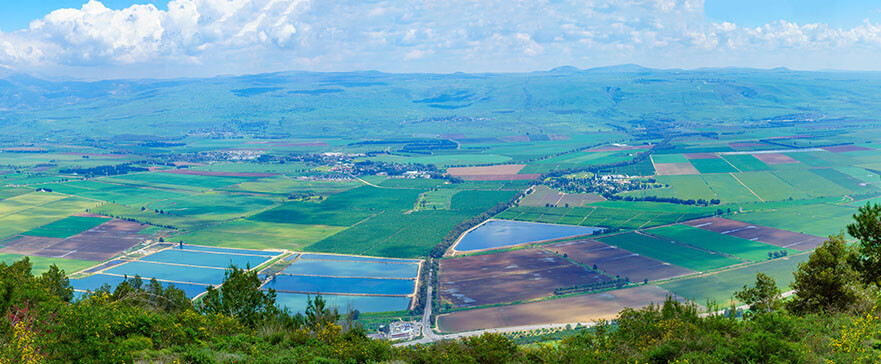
[1,1,881,79]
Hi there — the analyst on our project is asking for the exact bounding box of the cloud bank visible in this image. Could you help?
[1,0,881,78]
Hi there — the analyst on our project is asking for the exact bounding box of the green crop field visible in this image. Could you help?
[250,186,420,226]
[771,169,851,197]
[660,253,810,306]
[689,158,739,173]
[810,167,879,194]
[652,154,689,164]
[720,154,771,172]
[703,173,761,203]
[0,196,101,240]
[646,225,798,262]
[734,171,811,201]
[730,202,857,237]
[0,253,97,275]
[596,232,742,272]
[305,190,516,257]
[415,189,458,210]
[498,202,713,230]
[175,220,344,250]
[22,216,110,238]
[36,181,190,206]
[145,193,280,220]
[90,203,210,231]
[221,176,363,196]
[620,175,716,201]
[102,172,256,191]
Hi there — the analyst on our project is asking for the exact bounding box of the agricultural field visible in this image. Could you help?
[175,220,344,250]
[659,253,810,306]
[645,225,798,262]
[547,239,694,282]
[684,217,825,251]
[496,203,714,230]
[519,185,604,207]
[440,248,608,307]
[595,232,741,272]
[437,285,678,332]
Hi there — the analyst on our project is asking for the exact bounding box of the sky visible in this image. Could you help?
[1,0,881,79]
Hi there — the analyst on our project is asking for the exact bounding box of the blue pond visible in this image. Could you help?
[275,292,411,314]
[282,259,419,279]
[70,274,209,299]
[454,220,602,252]
[265,275,415,296]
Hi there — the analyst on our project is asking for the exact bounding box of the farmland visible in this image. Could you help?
[645,224,797,262]
[440,248,608,307]
[7,67,881,337]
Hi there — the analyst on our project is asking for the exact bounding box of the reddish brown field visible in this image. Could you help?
[654,162,699,175]
[437,285,677,332]
[684,153,719,159]
[822,145,872,153]
[548,240,694,282]
[441,133,467,139]
[549,134,572,141]
[440,248,609,307]
[0,219,152,261]
[159,170,279,178]
[751,153,799,164]
[685,217,824,251]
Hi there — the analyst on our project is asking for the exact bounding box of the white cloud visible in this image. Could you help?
[0,0,880,78]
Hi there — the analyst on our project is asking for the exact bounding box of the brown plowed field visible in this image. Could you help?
[159,170,278,177]
[440,248,609,307]
[0,219,151,261]
[751,153,799,164]
[437,285,677,332]
[654,163,699,175]
[685,217,824,251]
[548,240,694,282]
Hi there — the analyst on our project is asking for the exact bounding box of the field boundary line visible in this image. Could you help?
[171,247,278,258]
[729,172,764,202]
[719,154,742,173]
